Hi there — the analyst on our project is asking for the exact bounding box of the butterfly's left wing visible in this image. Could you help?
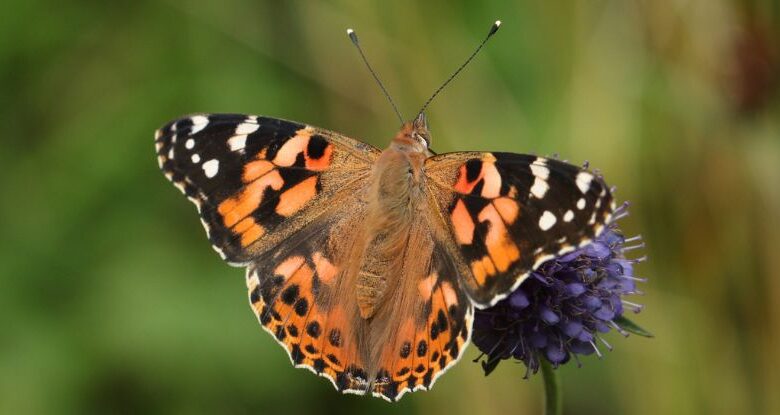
[244,209,374,396]
[424,152,615,307]
[156,114,381,395]
[155,113,379,263]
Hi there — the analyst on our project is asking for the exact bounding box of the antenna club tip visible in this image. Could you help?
[347,28,358,44]
[489,20,501,36]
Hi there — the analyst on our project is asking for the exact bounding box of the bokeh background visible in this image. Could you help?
[2,1,779,414]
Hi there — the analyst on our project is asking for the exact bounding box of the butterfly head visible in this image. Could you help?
[392,112,431,154]
[412,112,431,146]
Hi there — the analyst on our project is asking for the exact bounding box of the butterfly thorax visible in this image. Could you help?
[354,121,429,319]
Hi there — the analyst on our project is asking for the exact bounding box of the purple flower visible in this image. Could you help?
[473,202,648,376]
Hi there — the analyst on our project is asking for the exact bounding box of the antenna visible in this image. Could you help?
[416,20,501,116]
[347,28,404,124]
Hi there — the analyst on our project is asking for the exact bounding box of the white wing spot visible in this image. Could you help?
[202,159,219,178]
[190,115,209,134]
[235,123,259,135]
[530,178,548,199]
[228,135,248,151]
[539,210,557,231]
[185,139,194,149]
[191,153,201,164]
[167,149,174,159]
[530,163,549,180]
[576,172,593,193]
[577,198,586,210]
[588,212,597,225]
[529,161,550,199]
[173,181,186,194]
[563,210,574,222]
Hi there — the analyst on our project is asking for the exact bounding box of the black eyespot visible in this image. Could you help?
[417,340,428,357]
[328,329,342,347]
[306,321,321,338]
[400,342,412,358]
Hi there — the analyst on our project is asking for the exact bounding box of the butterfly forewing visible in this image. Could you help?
[424,151,615,307]
[155,114,379,263]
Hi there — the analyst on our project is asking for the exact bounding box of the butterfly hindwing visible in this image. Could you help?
[155,114,379,263]
[370,242,473,401]
[425,151,615,307]
[245,211,375,395]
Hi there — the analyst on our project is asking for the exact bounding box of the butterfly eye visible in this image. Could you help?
[413,132,430,147]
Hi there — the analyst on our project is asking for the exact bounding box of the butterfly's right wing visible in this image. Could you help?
[424,152,615,307]
[369,239,474,401]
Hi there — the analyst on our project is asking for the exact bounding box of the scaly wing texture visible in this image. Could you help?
[369,240,473,402]
[156,113,379,393]
[245,211,374,395]
[155,113,379,263]
[425,152,615,307]
[243,197,473,401]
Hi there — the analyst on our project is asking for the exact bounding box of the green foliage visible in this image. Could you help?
[1,1,778,414]
[614,315,654,338]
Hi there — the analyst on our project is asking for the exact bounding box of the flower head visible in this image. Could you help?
[473,202,647,376]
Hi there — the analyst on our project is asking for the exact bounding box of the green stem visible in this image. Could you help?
[541,360,562,415]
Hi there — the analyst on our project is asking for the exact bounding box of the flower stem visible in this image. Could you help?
[541,360,562,415]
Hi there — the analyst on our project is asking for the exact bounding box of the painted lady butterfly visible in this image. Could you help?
[155,23,614,402]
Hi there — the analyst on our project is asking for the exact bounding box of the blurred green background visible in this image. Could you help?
[2,1,779,414]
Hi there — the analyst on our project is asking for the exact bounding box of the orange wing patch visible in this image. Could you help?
[371,267,473,401]
[450,199,475,245]
[216,127,334,248]
[247,252,369,394]
[453,154,501,198]
[476,203,521,272]
[242,158,274,182]
[427,151,615,307]
[446,155,530,289]
[276,176,318,217]
[271,127,334,171]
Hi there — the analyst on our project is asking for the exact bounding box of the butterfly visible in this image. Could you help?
[155,110,615,401]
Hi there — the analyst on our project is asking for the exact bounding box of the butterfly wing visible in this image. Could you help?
[156,113,381,393]
[424,152,615,307]
[155,114,379,263]
[243,202,473,402]
[369,240,473,401]
[245,209,374,395]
